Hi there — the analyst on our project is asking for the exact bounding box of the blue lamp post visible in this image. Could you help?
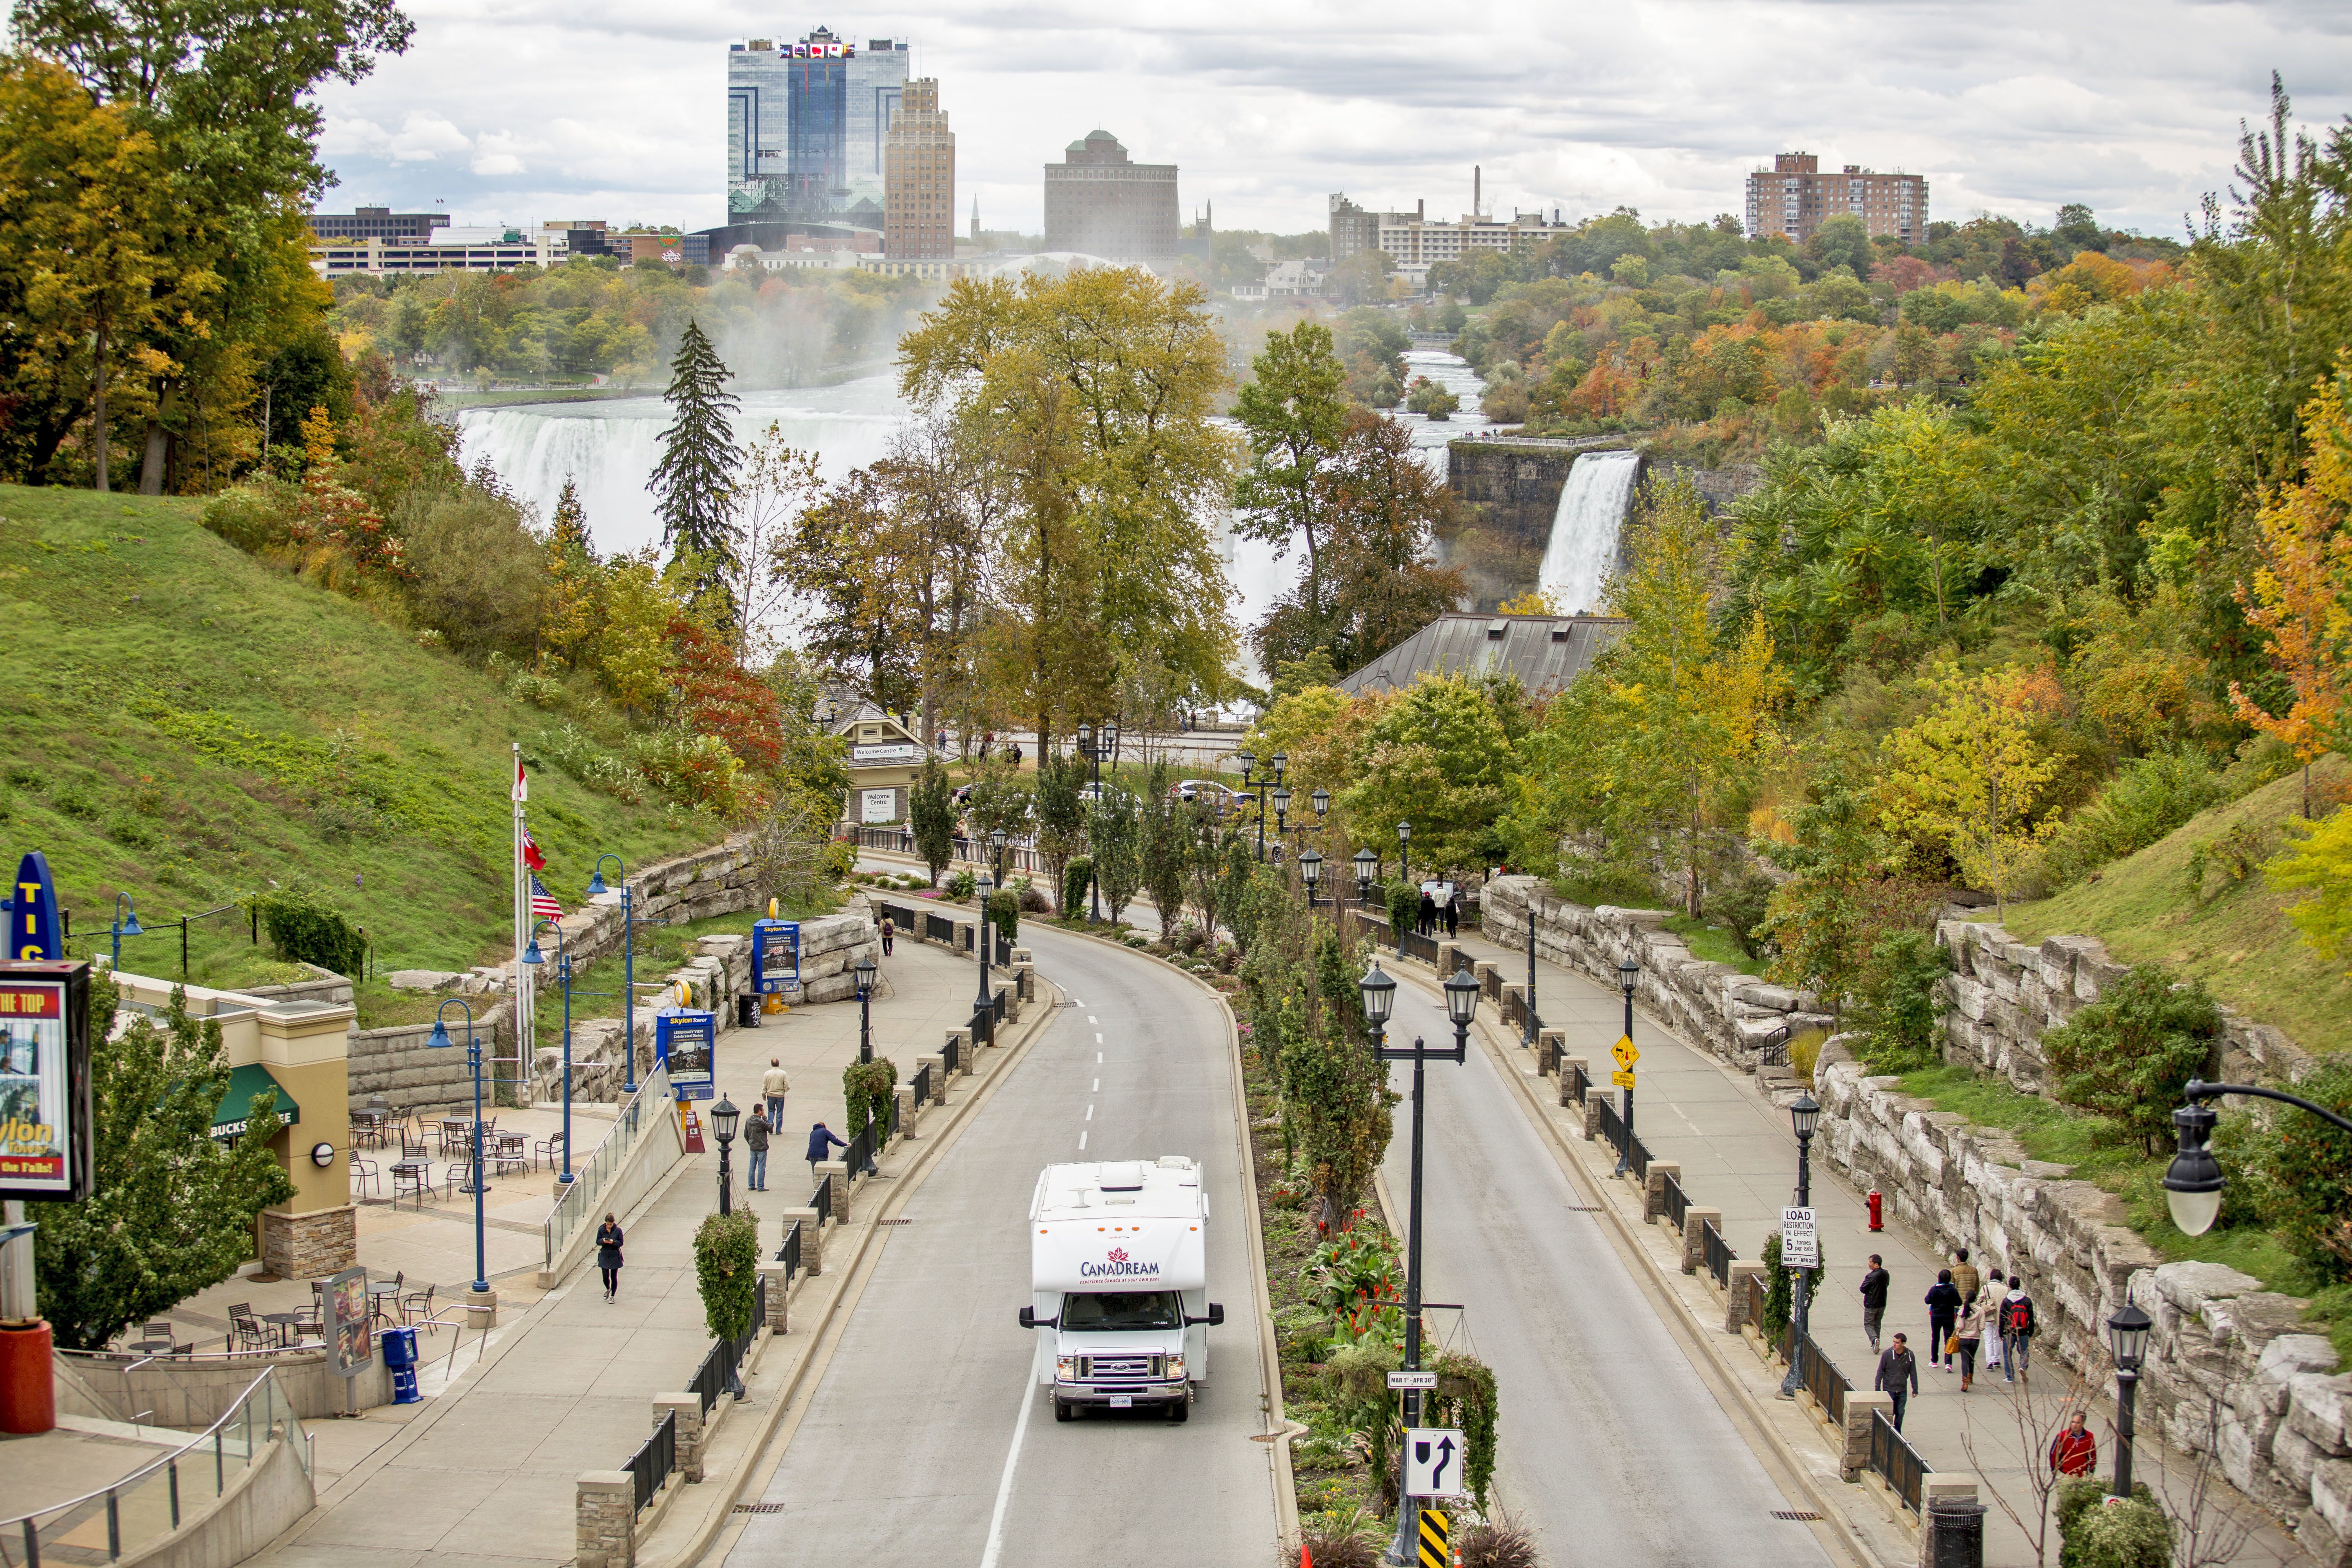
[522,917,575,1185]
[588,855,635,1093]
[110,892,143,969]
[427,999,490,1295]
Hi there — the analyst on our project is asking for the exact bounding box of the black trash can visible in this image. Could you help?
[1927,1494,1986,1568]
[737,995,760,1029]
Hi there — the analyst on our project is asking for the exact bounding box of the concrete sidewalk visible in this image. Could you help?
[234,931,993,1568]
[1439,925,2296,1568]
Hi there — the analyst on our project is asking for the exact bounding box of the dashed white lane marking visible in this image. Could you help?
[1086,1105,1094,1121]
[1078,1131,1088,1150]
[1095,1033,1103,1045]
[1088,1016,1098,1025]
[1092,1079,1099,1092]
[1096,1052,1103,1064]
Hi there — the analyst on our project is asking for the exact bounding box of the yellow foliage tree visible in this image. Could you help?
[597,550,683,713]
[1878,662,2063,913]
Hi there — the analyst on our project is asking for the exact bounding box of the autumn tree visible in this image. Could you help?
[1878,662,2065,913]
[1233,321,1350,628]
[729,424,823,662]
[541,478,603,668]
[779,463,924,715]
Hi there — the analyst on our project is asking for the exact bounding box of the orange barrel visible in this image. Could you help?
[0,1319,55,1434]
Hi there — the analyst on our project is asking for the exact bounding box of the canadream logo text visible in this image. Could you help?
[1079,1246,1159,1279]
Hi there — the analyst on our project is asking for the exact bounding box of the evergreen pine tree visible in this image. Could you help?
[648,318,744,625]
[550,478,592,555]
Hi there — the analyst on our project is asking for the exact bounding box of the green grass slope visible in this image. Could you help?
[2000,753,2352,1056]
[0,483,713,1011]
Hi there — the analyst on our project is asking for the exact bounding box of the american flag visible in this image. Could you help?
[529,875,565,922]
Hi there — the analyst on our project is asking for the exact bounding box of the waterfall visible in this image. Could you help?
[1536,450,1641,615]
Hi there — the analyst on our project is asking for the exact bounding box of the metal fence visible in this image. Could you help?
[686,1277,766,1417]
[878,899,920,936]
[924,912,954,946]
[1565,1059,1590,1107]
[625,1409,676,1515]
[1659,1170,1689,1229]
[1,1367,307,1564]
[1595,1094,1628,1161]
[775,1219,802,1283]
[911,1062,931,1109]
[842,1125,873,1180]
[1743,1271,1770,1335]
[811,1174,831,1228]
[1701,1219,1735,1290]
[942,1032,960,1075]
[544,1064,669,1270]
[1870,1411,1931,1512]
[1399,929,1441,965]
[1793,1329,1853,1425]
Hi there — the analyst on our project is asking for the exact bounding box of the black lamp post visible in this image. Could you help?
[2107,1301,2152,1497]
[975,869,996,1017]
[1353,846,1378,911]
[1614,953,1639,1178]
[1523,898,1539,1049]
[1299,848,1323,909]
[1080,724,1105,922]
[2162,1078,2352,1237]
[426,999,489,1296]
[990,825,1008,889]
[854,956,876,1064]
[1778,1091,1822,1397]
[1397,820,1412,898]
[711,1094,741,1217]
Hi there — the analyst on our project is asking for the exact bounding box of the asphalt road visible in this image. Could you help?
[724,924,1279,1568]
[1377,974,1835,1568]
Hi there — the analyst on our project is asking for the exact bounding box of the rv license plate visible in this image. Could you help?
[1109,1396,1133,1408]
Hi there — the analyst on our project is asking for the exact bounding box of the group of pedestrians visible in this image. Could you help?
[1414,889,1462,939]
[1861,1247,2043,1432]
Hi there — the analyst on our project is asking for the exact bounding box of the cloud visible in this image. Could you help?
[311,0,2352,236]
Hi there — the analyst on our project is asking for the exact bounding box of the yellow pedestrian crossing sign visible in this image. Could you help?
[1611,1035,1639,1071]
[1417,1506,1449,1567]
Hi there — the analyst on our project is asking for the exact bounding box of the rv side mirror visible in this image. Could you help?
[1209,1302,1225,1327]
[1018,1307,1034,1329]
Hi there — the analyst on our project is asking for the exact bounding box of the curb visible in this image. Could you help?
[633,969,1065,1568]
[1385,960,1891,1568]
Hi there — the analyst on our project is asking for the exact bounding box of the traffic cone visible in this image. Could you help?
[1300,1548,1312,1568]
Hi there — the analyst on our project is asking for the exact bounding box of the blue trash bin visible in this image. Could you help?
[382,1326,420,1404]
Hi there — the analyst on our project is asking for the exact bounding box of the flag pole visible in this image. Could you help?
[513,742,528,1112]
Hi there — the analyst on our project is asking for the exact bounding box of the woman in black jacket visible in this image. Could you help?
[597,1214,624,1302]
[1924,1269,1964,1372]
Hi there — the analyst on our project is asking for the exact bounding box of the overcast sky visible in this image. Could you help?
[312,0,2352,241]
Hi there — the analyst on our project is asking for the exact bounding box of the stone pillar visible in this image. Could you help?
[1920,1473,1982,1556]
[575,1470,635,1568]
[778,1208,822,1277]
[1726,1261,1766,1335]
[815,1161,851,1223]
[1537,1029,1564,1076]
[918,1054,948,1105]
[1644,1160,1681,1224]
[1559,1059,1588,1110]
[893,1086,917,1140]
[1681,1207,1720,1276]
[1580,1087,1605,1141]
[1843,1392,1893,1482]
[997,980,1020,1025]
[1500,983,1526,1030]
[463,1284,499,1331]
[947,1028,974,1074]
[654,1394,704,1483]
[758,1262,790,1335]
[1436,940,1461,977]
[1473,961,1499,998]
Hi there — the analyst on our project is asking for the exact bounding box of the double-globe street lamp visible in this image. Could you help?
[585,854,636,1093]
[1234,750,1287,861]
[521,917,575,1185]
[426,998,491,1298]
[1078,722,1117,922]
[1777,1091,1822,1399]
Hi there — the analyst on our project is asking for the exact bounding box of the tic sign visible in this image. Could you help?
[1780,1205,1819,1269]
[1404,1427,1468,1498]
[1610,1035,1639,1072]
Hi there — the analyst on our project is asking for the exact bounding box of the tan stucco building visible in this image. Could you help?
[830,705,947,825]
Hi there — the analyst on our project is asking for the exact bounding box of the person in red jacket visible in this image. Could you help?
[2049,1410,2098,1477]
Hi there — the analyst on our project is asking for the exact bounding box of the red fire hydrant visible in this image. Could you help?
[1867,1189,1884,1231]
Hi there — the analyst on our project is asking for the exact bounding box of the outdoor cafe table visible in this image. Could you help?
[261,1312,305,1346]
[366,1281,403,1323]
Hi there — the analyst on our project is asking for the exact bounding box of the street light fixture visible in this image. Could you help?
[854,956,876,1064]
[989,825,1009,888]
[522,917,576,1185]
[1778,1090,1822,1398]
[587,854,636,1092]
[1614,954,1639,1178]
[110,892,143,970]
[1353,846,1379,907]
[426,999,490,1296]
[1311,787,1329,820]
[2161,1079,2352,1235]
[1299,847,1323,908]
[710,1094,741,1216]
[1272,784,1292,841]
[975,869,996,1023]
[2107,1301,2153,1497]
[1396,820,1412,892]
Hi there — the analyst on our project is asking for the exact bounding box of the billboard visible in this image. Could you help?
[657,1010,716,1102]
[0,960,93,1202]
[325,1266,374,1376]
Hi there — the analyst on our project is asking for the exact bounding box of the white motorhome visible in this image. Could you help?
[1018,1157,1224,1422]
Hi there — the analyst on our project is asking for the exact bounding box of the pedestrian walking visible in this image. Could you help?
[744,1105,771,1191]
[1999,1276,2037,1382]
[806,1120,847,1189]
[2049,1410,2098,1477]
[1926,1269,1964,1372]
[1873,1333,1920,1432]
[762,1058,790,1129]
[1859,1254,1891,1352]
[880,916,895,957]
[596,1213,624,1302]
[1009,743,1023,768]
[1444,891,1460,938]
[1417,891,1437,938]
[1955,1292,1985,1390]
[1951,1246,1981,1305]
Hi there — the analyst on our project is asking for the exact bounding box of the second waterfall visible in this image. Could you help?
[1535,450,1641,615]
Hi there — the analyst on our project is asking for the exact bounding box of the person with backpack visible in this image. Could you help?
[1999,1276,2036,1381]
[1954,1292,1986,1390]
[1873,1332,1920,1431]
[1858,1255,1891,1353]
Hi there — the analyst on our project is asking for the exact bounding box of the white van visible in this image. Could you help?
[1018,1157,1224,1423]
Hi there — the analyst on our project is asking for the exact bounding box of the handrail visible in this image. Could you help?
[0,1366,300,1539]
[544,1062,670,1268]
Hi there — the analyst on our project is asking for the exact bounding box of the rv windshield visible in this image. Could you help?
[1060,1291,1183,1331]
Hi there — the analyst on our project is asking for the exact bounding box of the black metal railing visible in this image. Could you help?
[885,1090,902,1142]
[1794,1328,1852,1425]
[991,987,1007,1024]
[942,1032,960,1074]
[688,1342,725,1414]
[1660,1170,1689,1229]
[686,1276,766,1416]
[811,1174,832,1228]
[925,912,954,945]
[1566,1059,1590,1106]
[843,1124,873,1176]
[1743,1271,1770,1334]
[1701,1219,1734,1289]
[1870,1411,1931,1512]
[969,999,994,1048]
[1399,929,1440,965]
[995,931,1012,966]
[775,1219,802,1284]
[626,1409,676,1514]
[1480,965,1501,1002]
[911,1062,931,1109]
[879,899,920,935]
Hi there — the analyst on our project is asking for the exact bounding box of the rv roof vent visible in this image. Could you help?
[1550,624,1570,643]
[1155,1155,1194,1169]
[1485,620,1506,640]
[1097,1162,1146,1191]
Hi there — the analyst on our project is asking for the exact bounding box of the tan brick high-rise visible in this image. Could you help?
[1744,152,1928,247]
[884,78,954,261]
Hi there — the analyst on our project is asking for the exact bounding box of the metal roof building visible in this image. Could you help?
[1333,613,1629,699]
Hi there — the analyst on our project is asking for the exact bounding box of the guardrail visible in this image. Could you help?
[969,998,994,1048]
[1793,1328,1853,1425]
[2,1367,307,1564]
[925,912,954,946]
[626,1408,675,1515]
[544,1063,670,1270]
[910,1062,931,1109]
[1701,1219,1735,1289]
[1566,1058,1590,1106]
[811,1174,831,1228]
[775,1219,802,1283]
[1399,929,1440,965]
[1660,1169,1688,1229]
[686,1277,766,1417]
[842,1124,872,1180]
[942,1032,960,1074]
[1870,1410,1931,1512]
[1743,1270,1770,1335]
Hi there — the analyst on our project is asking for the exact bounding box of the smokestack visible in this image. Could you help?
[1474,165,1481,217]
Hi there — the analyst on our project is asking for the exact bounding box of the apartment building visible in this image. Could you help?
[1743,153,1929,246]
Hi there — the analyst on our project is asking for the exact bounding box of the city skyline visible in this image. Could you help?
[314,1,2351,243]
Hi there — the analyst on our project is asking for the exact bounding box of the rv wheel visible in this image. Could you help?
[1167,1394,1189,1423]
[1054,1398,1074,1422]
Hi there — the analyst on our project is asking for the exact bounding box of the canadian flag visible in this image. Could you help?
[512,756,528,803]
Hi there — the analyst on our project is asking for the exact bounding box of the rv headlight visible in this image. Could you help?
[1165,1355,1185,1381]
[1055,1356,1077,1381]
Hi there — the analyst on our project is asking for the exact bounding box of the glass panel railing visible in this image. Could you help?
[545,1063,669,1267]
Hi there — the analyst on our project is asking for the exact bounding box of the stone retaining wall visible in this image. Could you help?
[1480,874,2352,1566]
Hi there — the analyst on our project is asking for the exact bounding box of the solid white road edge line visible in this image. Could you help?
[977,1356,1040,1568]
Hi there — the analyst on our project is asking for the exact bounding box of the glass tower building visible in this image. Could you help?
[728,29,911,229]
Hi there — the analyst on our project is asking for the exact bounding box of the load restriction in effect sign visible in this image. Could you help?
[1780,1205,1819,1268]
[1388,1370,1437,1391]
[1611,1034,1639,1072]
[1417,1507,1449,1567]
[1613,1069,1637,1088]
[1404,1427,1467,1498]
